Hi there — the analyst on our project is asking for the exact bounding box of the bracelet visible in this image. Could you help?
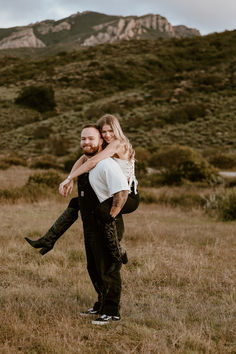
[67,175,72,181]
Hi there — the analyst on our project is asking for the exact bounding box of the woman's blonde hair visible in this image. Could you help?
[96,114,135,160]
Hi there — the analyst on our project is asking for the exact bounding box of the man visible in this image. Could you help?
[75,124,129,325]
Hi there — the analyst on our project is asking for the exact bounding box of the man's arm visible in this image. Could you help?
[110,190,129,218]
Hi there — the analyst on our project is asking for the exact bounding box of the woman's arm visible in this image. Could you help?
[59,140,120,196]
[70,154,87,174]
[66,140,120,181]
[59,154,87,196]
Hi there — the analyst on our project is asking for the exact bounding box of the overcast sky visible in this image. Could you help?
[0,0,235,35]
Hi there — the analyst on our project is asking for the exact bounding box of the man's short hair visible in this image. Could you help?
[81,124,99,131]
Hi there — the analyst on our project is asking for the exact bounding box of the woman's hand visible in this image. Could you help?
[59,178,74,197]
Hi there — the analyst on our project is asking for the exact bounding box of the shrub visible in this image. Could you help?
[27,171,62,188]
[84,104,105,120]
[158,190,206,209]
[139,173,163,187]
[0,181,61,204]
[30,157,62,170]
[165,103,207,124]
[0,155,27,169]
[149,145,219,185]
[63,154,79,173]
[49,136,69,156]
[139,190,158,204]
[205,188,236,221]
[15,85,56,113]
[135,147,151,164]
[0,184,45,203]
[2,155,27,167]
[0,161,10,170]
[84,102,124,120]
[33,126,52,139]
[208,152,236,170]
[195,72,226,91]
[135,161,148,180]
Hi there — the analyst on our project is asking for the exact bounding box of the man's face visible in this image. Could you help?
[80,127,103,156]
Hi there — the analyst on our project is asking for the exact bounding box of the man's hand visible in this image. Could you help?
[110,190,129,218]
[59,179,74,197]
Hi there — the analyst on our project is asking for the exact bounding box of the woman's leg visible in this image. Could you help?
[120,191,139,215]
[25,197,79,255]
[95,193,139,264]
[98,192,139,219]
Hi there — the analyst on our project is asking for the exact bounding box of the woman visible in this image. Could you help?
[25,115,139,260]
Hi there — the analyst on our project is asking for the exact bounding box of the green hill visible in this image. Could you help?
[0,30,236,157]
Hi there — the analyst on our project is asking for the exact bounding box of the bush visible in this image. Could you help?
[208,152,236,170]
[63,154,79,172]
[195,72,226,91]
[49,136,69,156]
[139,173,163,187]
[2,155,27,167]
[135,160,148,180]
[135,147,151,164]
[30,157,62,170]
[158,190,206,209]
[0,184,46,203]
[33,126,52,139]
[0,161,10,170]
[205,188,236,220]
[165,103,207,124]
[27,171,62,188]
[150,145,219,185]
[0,155,27,169]
[15,85,56,113]
[139,190,158,204]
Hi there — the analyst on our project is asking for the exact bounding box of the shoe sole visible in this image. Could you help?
[91,318,120,325]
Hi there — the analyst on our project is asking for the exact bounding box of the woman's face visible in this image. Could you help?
[101,124,115,144]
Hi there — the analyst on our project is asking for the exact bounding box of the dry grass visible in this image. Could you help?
[0,166,32,188]
[0,166,61,189]
[0,197,235,353]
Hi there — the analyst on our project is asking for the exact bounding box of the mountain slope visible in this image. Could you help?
[0,11,200,50]
[0,30,235,156]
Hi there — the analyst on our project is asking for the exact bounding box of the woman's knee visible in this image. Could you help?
[68,197,79,210]
[121,193,139,214]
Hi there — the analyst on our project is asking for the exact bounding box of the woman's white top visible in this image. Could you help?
[89,158,129,203]
[113,157,138,194]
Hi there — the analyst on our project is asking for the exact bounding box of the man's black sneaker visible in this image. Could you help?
[80,308,99,316]
[91,314,120,325]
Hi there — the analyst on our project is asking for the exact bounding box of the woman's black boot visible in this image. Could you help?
[104,218,128,264]
[25,206,78,255]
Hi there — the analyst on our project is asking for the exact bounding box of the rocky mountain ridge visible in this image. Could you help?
[0,11,200,49]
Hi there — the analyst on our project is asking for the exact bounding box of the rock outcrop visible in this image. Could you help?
[173,25,200,38]
[0,28,45,49]
[0,11,200,50]
[83,14,179,46]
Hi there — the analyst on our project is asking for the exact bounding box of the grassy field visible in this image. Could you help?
[0,170,235,353]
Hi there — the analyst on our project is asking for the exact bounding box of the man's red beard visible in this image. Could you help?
[81,144,100,156]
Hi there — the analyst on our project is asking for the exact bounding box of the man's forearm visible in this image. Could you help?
[110,190,129,218]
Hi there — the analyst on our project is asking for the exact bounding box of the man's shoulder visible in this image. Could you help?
[96,158,115,168]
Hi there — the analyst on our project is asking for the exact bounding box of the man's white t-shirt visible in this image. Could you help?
[89,158,129,203]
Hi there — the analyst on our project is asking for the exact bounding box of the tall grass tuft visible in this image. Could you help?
[205,187,236,220]
[0,171,63,203]
[0,155,27,170]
